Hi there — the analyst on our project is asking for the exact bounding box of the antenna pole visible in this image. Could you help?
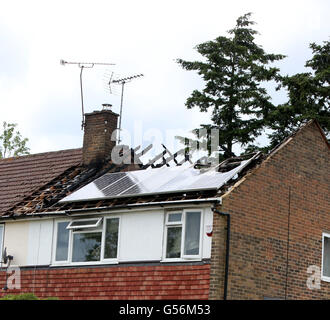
[60,59,115,130]
[108,73,144,144]
[80,66,85,129]
[118,81,125,144]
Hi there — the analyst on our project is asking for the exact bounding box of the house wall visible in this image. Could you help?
[3,219,54,267]
[0,263,210,300]
[2,207,213,267]
[209,122,330,299]
[0,207,213,299]
[3,221,29,266]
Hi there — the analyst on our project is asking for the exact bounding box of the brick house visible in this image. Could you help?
[0,106,329,300]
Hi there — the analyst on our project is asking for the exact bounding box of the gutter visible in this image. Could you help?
[0,198,221,220]
[212,206,230,301]
[64,197,221,215]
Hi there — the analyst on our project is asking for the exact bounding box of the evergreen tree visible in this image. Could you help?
[267,40,329,149]
[177,13,285,160]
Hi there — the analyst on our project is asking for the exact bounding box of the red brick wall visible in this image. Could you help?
[83,110,118,166]
[210,122,330,299]
[0,264,210,300]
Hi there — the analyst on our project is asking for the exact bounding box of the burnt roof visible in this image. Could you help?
[1,149,263,218]
[1,119,327,219]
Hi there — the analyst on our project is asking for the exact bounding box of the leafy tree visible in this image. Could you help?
[177,13,285,160]
[0,122,30,158]
[266,40,330,149]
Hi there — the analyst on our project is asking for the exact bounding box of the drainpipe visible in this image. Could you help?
[212,207,230,300]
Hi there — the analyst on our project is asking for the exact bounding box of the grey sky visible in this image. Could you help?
[0,0,329,157]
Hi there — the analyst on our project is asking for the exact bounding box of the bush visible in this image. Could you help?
[0,293,58,300]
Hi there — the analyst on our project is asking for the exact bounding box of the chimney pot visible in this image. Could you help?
[102,103,112,110]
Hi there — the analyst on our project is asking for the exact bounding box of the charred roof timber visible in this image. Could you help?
[3,145,262,218]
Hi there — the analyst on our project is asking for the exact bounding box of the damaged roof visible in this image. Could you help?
[1,148,263,217]
[1,119,327,219]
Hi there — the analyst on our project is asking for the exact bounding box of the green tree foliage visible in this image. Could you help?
[0,122,30,158]
[177,13,285,159]
[266,41,330,149]
[0,293,58,300]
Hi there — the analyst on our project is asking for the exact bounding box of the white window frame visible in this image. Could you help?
[67,217,102,230]
[321,232,330,282]
[52,216,120,266]
[101,216,121,262]
[52,219,71,264]
[0,224,4,268]
[162,209,203,262]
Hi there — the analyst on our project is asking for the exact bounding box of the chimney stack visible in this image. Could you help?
[82,104,119,166]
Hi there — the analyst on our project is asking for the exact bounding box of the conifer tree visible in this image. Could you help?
[177,13,285,159]
[267,40,329,148]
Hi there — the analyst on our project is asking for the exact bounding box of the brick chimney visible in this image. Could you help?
[82,104,119,166]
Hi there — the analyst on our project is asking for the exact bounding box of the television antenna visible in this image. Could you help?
[108,73,144,144]
[60,59,115,129]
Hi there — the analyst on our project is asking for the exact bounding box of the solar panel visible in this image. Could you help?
[60,155,256,203]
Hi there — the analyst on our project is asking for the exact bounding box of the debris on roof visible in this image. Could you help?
[1,144,196,217]
[1,144,263,218]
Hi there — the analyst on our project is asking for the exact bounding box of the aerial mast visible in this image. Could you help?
[60,59,115,129]
[109,74,144,144]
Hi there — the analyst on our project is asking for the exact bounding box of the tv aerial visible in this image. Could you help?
[60,59,115,129]
[108,73,144,144]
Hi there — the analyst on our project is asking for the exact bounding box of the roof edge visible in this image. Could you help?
[0,147,82,162]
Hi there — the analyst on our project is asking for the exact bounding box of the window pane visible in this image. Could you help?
[168,213,182,223]
[72,232,102,262]
[323,236,330,277]
[104,218,119,259]
[166,227,182,258]
[0,225,3,257]
[184,212,201,256]
[55,222,70,261]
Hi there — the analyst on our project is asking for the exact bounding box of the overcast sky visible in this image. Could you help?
[0,0,329,157]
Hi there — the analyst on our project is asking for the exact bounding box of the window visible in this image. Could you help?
[322,232,330,281]
[0,224,4,257]
[53,216,120,265]
[67,218,102,230]
[164,210,202,260]
[55,221,70,262]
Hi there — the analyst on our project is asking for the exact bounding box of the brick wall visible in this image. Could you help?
[210,121,329,299]
[83,110,119,166]
[0,263,210,300]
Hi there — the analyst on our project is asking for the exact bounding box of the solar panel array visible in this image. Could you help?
[60,157,254,203]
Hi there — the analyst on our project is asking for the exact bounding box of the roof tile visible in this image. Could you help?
[0,148,82,215]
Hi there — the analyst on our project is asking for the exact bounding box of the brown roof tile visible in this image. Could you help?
[0,148,82,215]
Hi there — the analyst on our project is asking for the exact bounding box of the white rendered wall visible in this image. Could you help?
[118,207,213,262]
[3,221,29,266]
[27,219,54,266]
[2,206,213,266]
[118,210,164,262]
[202,207,213,259]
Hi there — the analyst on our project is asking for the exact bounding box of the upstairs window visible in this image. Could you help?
[164,210,202,260]
[67,218,102,230]
[0,224,4,259]
[53,217,120,265]
[322,232,330,281]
